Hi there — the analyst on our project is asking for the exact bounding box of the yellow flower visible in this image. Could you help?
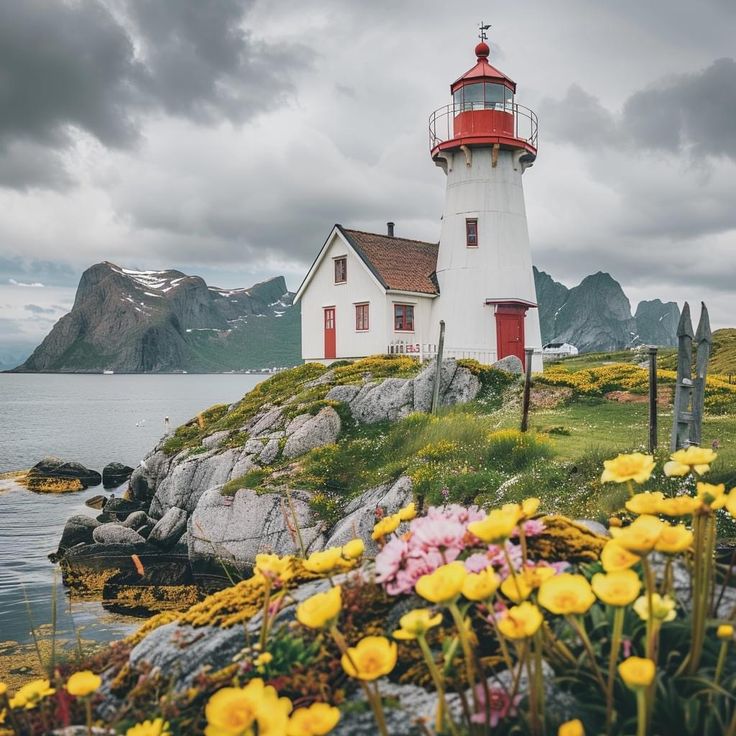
[65,670,101,697]
[341,636,397,681]
[591,570,641,607]
[462,568,501,601]
[654,524,693,554]
[254,553,293,583]
[467,506,521,543]
[0,683,5,696]
[500,573,532,603]
[342,539,365,560]
[303,547,343,574]
[287,702,341,736]
[717,624,734,640]
[696,482,727,510]
[610,515,664,554]
[625,491,665,515]
[657,495,700,516]
[496,602,543,639]
[726,488,736,517]
[393,608,443,640]
[663,461,690,477]
[8,679,55,710]
[254,652,273,667]
[669,446,717,475]
[371,514,401,541]
[520,497,541,518]
[601,453,655,484]
[205,679,292,736]
[398,502,417,521]
[415,561,467,604]
[537,573,595,615]
[126,718,172,736]
[558,719,585,736]
[296,586,342,629]
[633,593,676,622]
[600,540,641,572]
[618,657,656,690]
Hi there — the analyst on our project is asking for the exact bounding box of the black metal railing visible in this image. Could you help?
[428,102,538,152]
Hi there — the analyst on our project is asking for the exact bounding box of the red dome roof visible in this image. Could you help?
[451,42,516,93]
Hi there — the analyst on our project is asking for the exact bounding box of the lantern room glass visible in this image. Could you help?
[453,82,513,114]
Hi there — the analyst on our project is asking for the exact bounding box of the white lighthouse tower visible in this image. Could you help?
[429,32,543,370]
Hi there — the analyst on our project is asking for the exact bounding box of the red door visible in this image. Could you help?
[495,306,526,367]
[324,307,336,359]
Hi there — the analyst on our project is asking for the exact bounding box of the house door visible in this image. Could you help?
[495,306,526,367]
[324,307,336,359]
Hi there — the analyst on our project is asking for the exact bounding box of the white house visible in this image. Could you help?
[543,342,579,358]
[294,35,543,370]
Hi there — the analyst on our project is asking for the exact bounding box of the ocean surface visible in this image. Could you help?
[0,373,265,645]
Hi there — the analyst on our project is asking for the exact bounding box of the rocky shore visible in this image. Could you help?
[51,357,493,610]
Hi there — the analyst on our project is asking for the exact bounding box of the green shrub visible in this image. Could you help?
[222,468,271,496]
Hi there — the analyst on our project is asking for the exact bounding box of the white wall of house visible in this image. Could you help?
[385,291,437,352]
[300,232,388,362]
[431,147,543,370]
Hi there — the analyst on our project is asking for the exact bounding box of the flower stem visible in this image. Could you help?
[417,635,460,736]
[448,602,478,708]
[567,615,607,695]
[258,577,272,652]
[85,698,93,736]
[605,606,625,735]
[636,689,648,736]
[641,558,657,661]
[714,639,729,685]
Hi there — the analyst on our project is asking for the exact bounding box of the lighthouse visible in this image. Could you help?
[429,31,543,370]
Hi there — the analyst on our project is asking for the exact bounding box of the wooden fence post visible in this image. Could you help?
[430,321,446,415]
[520,347,534,432]
[690,303,712,446]
[670,303,695,451]
[648,346,658,453]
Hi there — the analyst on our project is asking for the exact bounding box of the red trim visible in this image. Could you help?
[324,307,336,359]
[355,303,369,331]
[432,135,537,159]
[466,218,478,247]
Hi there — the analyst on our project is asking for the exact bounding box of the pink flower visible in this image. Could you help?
[464,553,494,573]
[411,517,466,554]
[375,536,408,584]
[471,685,521,727]
[511,519,546,538]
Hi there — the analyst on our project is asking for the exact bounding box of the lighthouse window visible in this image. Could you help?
[466,218,478,247]
[462,83,484,111]
[334,257,347,283]
[394,304,414,332]
[484,83,506,110]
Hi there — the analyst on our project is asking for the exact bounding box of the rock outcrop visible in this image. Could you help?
[102,462,134,488]
[24,457,101,492]
[14,262,300,373]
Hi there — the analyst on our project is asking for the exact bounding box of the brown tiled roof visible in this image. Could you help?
[339,226,439,295]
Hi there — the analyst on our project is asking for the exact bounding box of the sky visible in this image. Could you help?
[1,0,735,356]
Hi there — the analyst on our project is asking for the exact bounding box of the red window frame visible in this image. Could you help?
[466,218,478,247]
[355,303,369,331]
[334,257,347,283]
[394,304,415,332]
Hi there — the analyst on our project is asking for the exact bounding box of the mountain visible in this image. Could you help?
[13,263,301,373]
[533,267,679,352]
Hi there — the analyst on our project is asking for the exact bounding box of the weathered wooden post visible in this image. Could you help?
[520,347,534,432]
[690,303,712,446]
[670,303,695,451]
[648,346,658,453]
[430,321,446,415]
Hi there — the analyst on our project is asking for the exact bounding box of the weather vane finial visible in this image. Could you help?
[478,22,491,42]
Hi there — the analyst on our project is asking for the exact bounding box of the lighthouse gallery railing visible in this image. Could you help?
[428,101,538,152]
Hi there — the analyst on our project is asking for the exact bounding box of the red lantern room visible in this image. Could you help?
[429,39,538,162]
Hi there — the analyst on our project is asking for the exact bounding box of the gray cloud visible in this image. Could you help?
[0,0,304,190]
[23,304,55,314]
[541,58,736,160]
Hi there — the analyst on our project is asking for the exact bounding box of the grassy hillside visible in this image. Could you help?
[710,328,736,375]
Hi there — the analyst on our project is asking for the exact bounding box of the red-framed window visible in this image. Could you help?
[466,218,478,247]
[394,304,414,332]
[355,303,369,331]
[334,257,347,283]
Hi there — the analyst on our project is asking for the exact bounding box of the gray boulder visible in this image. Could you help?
[228,451,258,480]
[92,523,146,546]
[188,486,324,574]
[442,366,481,406]
[259,438,280,466]
[102,462,134,489]
[201,431,230,450]
[324,476,413,553]
[493,355,523,374]
[350,378,414,424]
[282,407,341,459]
[412,359,458,413]
[243,439,265,455]
[326,384,361,404]
[149,448,240,517]
[248,407,283,437]
[148,507,188,549]
[55,515,100,557]
[285,413,312,435]
[120,511,151,529]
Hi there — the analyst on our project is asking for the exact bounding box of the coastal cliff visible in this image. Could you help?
[14,262,300,373]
